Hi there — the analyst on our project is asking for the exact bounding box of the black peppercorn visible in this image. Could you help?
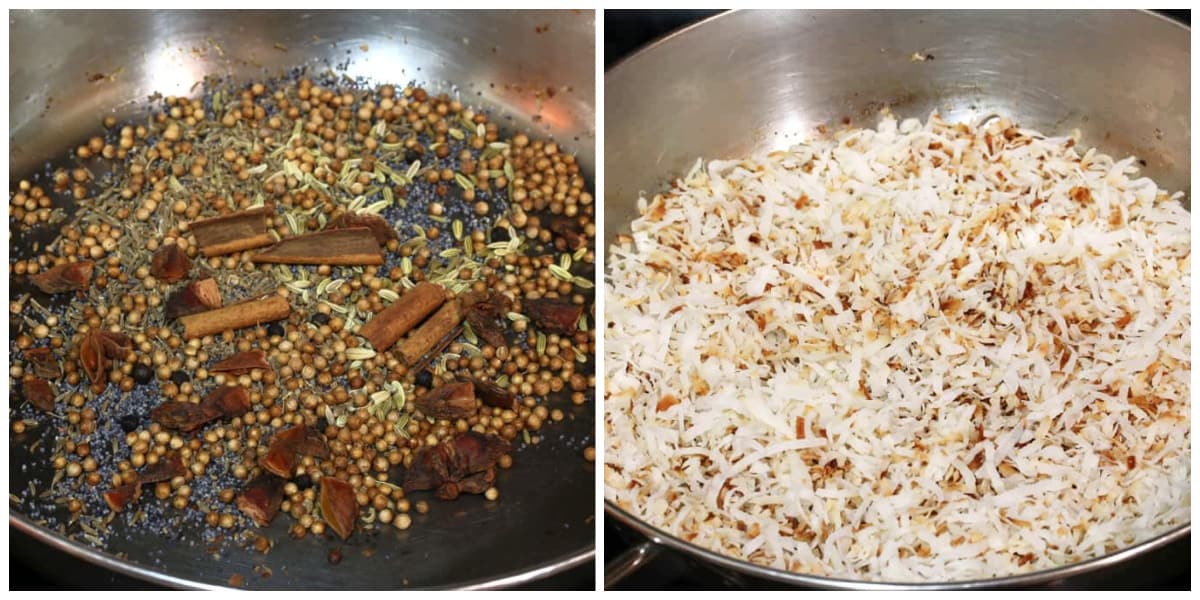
[404,148,421,163]
[132,363,153,385]
[294,473,313,490]
[266,322,285,338]
[414,369,433,389]
[170,370,190,385]
[310,313,330,326]
[119,414,140,432]
[490,227,510,242]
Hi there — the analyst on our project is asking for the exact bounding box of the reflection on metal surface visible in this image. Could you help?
[604,541,663,588]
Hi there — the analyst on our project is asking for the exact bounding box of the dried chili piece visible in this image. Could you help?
[403,445,451,491]
[102,482,142,513]
[94,330,132,359]
[22,376,56,412]
[78,330,133,387]
[402,431,508,494]
[137,453,187,484]
[523,298,585,335]
[199,385,252,419]
[463,291,512,349]
[466,378,517,411]
[78,332,104,385]
[30,260,94,294]
[237,474,285,527]
[547,215,585,250]
[447,431,511,476]
[319,477,357,540]
[150,401,221,432]
[434,481,461,501]
[23,347,61,379]
[210,350,272,375]
[455,468,495,495]
[149,243,191,283]
[165,278,223,320]
[414,381,477,420]
[261,426,329,478]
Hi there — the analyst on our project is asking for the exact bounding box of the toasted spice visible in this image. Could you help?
[102,482,142,513]
[462,291,512,348]
[547,215,585,249]
[237,474,285,527]
[358,282,446,352]
[262,426,330,478]
[136,453,187,484]
[415,381,476,420]
[319,477,357,540]
[30,260,94,293]
[251,228,384,266]
[150,401,221,432]
[467,377,518,410]
[22,377,56,412]
[149,243,191,283]
[165,278,223,320]
[23,347,61,379]
[78,330,131,387]
[398,300,463,365]
[10,73,596,551]
[404,431,510,497]
[210,350,272,375]
[179,295,290,339]
[327,213,398,246]
[189,206,275,257]
[200,386,252,419]
[524,298,584,335]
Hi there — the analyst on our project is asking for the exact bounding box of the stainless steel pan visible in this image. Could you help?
[10,9,595,589]
[604,9,1189,589]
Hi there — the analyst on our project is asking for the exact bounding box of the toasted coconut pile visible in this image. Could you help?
[604,113,1190,581]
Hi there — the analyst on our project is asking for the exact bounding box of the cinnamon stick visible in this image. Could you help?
[398,300,463,365]
[189,206,275,257]
[327,212,398,246]
[250,228,383,266]
[179,295,290,340]
[359,282,446,351]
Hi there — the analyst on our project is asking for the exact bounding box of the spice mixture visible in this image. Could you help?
[10,71,596,553]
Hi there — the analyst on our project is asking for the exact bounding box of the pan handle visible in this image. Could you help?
[604,541,663,588]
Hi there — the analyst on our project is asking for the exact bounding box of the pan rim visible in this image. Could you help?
[12,510,594,589]
[605,501,1189,589]
[602,7,1190,589]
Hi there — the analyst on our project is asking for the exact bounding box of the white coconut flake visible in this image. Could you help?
[604,113,1190,582]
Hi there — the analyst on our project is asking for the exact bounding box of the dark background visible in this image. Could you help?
[602,8,1191,590]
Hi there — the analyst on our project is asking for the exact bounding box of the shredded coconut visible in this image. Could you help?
[604,113,1190,582]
